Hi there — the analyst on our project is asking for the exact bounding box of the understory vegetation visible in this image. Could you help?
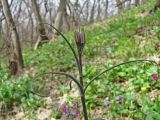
[0,0,160,119]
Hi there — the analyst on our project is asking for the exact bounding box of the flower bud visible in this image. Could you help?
[74,32,85,54]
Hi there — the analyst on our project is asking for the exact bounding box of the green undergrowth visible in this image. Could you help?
[0,0,160,119]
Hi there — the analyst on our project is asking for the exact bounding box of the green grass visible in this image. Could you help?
[0,0,160,119]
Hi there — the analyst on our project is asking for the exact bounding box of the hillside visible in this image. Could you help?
[0,0,160,119]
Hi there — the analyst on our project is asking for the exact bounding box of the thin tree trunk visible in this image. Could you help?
[1,0,24,71]
[85,0,90,23]
[104,0,109,19]
[96,0,101,21]
[30,0,48,49]
[135,0,140,6]
[116,0,123,13]
[73,0,80,27]
[54,11,63,33]
[63,10,70,32]
[126,0,131,9]
[89,0,96,23]
[54,0,67,34]
[23,0,34,47]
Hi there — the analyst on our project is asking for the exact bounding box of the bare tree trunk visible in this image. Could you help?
[63,10,70,32]
[30,0,48,49]
[54,0,67,33]
[78,0,90,24]
[126,0,132,9]
[22,0,34,47]
[73,0,80,27]
[54,12,63,33]
[85,0,90,22]
[1,0,24,72]
[44,0,48,20]
[89,0,96,23]
[135,0,140,6]
[0,2,2,33]
[96,0,101,21]
[104,0,109,19]
[116,0,124,13]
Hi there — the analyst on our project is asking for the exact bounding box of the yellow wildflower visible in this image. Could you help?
[90,68,96,75]
[141,86,147,92]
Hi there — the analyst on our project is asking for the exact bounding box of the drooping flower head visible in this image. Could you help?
[74,32,86,55]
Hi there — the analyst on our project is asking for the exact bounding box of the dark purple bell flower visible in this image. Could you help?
[74,32,86,54]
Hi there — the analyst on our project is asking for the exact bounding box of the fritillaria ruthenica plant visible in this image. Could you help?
[33,23,158,120]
